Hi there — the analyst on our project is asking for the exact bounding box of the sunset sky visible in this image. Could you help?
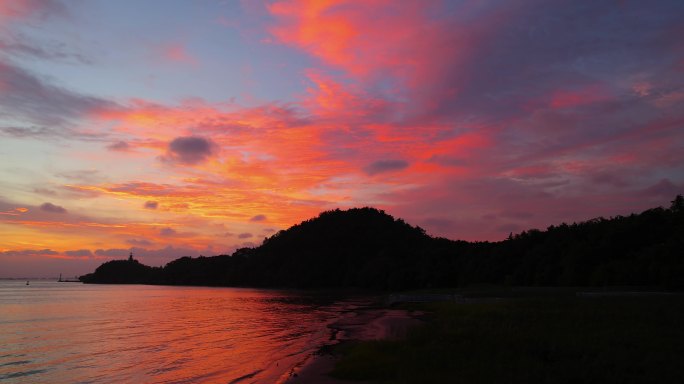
[1,0,683,277]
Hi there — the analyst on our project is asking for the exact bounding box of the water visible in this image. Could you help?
[0,280,367,383]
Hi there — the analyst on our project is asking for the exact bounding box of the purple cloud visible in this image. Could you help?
[0,33,91,64]
[0,249,58,257]
[159,227,177,236]
[0,59,116,128]
[250,214,267,222]
[363,160,409,175]
[161,136,217,165]
[640,179,681,199]
[107,141,129,151]
[144,201,159,209]
[238,233,253,239]
[65,249,93,257]
[126,238,153,246]
[0,126,56,138]
[40,202,67,214]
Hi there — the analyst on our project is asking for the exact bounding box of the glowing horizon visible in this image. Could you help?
[1,0,683,277]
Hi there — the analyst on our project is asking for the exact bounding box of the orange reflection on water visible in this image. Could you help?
[0,281,356,383]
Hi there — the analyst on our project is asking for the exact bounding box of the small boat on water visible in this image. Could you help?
[26,281,29,285]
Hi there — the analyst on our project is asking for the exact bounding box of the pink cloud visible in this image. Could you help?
[159,43,199,66]
[268,0,464,80]
[0,0,65,22]
[267,0,517,121]
[549,85,614,110]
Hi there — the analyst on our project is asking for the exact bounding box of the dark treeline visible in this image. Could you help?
[80,196,684,290]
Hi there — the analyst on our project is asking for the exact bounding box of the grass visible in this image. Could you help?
[330,295,684,383]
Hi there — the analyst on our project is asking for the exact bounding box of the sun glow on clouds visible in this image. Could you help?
[1,0,683,276]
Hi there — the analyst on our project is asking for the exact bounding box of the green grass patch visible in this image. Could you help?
[331,296,684,383]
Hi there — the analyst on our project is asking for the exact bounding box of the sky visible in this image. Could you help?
[1,0,683,277]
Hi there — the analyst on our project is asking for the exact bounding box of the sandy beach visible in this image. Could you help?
[283,308,423,384]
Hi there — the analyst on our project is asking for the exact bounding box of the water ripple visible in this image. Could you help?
[0,368,49,380]
[0,281,369,383]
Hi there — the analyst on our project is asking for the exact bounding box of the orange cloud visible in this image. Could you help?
[266,0,511,114]
[268,0,438,78]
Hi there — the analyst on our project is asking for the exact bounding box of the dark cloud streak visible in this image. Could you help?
[144,201,158,210]
[107,141,130,151]
[0,59,118,131]
[0,34,92,64]
[250,214,267,222]
[159,227,177,236]
[65,249,93,257]
[160,136,217,165]
[39,202,67,214]
[363,160,409,175]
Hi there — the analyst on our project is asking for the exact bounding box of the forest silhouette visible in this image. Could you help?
[80,195,684,290]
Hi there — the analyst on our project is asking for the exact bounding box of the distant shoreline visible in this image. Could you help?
[78,201,684,291]
[0,277,68,280]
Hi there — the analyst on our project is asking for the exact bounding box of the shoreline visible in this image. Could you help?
[283,306,423,384]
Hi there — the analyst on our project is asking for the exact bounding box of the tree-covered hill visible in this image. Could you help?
[80,196,684,290]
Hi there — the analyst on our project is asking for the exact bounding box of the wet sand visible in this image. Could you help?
[283,308,422,384]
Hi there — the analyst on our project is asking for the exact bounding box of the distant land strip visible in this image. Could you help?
[80,195,684,290]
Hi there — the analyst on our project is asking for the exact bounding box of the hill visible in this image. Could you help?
[80,197,684,290]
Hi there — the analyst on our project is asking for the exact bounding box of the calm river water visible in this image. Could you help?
[0,280,367,383]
